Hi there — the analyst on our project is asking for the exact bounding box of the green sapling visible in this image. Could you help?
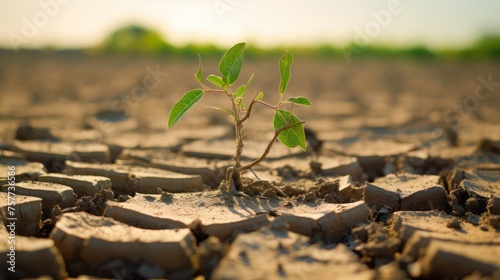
[167,42,312,193]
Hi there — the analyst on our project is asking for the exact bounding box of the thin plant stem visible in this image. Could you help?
[240,99,280,123]
[234,120,305,173]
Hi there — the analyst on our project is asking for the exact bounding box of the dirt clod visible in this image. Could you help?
[275,164,300,180]
[466,212,480,225]
[446,218,462,230]
[15,123,57,141]
[466,197,480,214]
[157,187,174,203]
[309,160,322,173]
[118,195,130,202]
[324,192,341,203]
[281,183,307,197]
[242,180,276,196]
[77,188,114,216]
[317,180,339,198]
[450,187,469,216]
[352,222,401,266]
[303,192,317,203]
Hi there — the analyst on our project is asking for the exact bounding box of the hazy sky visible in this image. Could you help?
[1,0,500,50]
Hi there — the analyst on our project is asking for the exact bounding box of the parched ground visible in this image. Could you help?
[0,51,500,279]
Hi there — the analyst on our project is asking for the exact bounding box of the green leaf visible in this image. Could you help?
[255,91,264,101]
[195,54,203,83]
[279,50,293,94]
[219,42,246,84]
[286,96,312,106]
[226,58,243,85]
[273,109,306,151]
[206,74,225,88]
[168,89,204,128]
[208,106,237,118]
[234,85,246,98]
[234,73,254,99]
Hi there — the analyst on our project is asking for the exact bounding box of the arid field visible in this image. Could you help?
[1,51,499,279]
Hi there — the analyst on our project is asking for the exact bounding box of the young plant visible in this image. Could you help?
[167,42,312,193]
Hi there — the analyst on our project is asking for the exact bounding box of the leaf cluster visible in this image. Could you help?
[168,42,311,151]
